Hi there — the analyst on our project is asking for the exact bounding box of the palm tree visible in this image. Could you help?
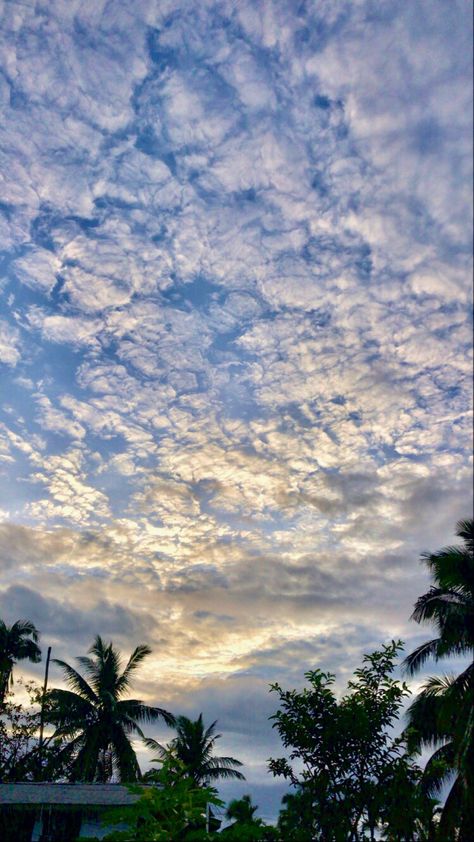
[226,794,261,825]
[145,713,245,786]
[46,635,175,782]
[403,518,474,837]
[0,619,41,707]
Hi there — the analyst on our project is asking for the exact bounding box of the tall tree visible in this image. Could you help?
[269,641,431,841]
[145,713,245,786]
[0,619,41,708]
[45,635,175,782]
[403,518,474,838]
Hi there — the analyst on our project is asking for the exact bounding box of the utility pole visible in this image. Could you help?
[38,645,51,781]
[205,777,210,833]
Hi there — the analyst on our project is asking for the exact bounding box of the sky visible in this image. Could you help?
[0,0,473,824]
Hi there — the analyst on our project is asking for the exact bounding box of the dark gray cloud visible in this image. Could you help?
[0,584,153,654]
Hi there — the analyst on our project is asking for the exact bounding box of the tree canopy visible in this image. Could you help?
[0,619,41,708]
[45,635,175,782]
[404,518,474,838]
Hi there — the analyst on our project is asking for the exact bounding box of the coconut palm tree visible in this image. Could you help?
[145,713,245,786]
[46,635,175,782]
[0,619,41,707]
[226,794,261,825]
[403,518,474,838]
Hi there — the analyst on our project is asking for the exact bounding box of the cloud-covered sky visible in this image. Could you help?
[0,0,472,822]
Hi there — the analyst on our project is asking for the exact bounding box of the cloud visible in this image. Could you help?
[0,319,21,366]
[0,584,152,652]
[0,0,472,820]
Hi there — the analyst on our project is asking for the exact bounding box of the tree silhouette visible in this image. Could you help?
[404,518,474,838]
[226,793,261,824]
[0,619,41,708]
[145,713,245,786]
[46,635,175,782]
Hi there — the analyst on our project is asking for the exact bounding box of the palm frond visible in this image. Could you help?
[111,725,142,782]
[456,518,474,551]
[70,725,103,782]
[402,638,444,675]
[437,775,463,839]
[10,619,40,643]
[15,638,42,663]
[410,587,467,625]
[206,763,246,781]
[143,736,167,756]
[52,659,98,704]
[203,719,219,742]
[206,755,244,770]
[92,640,123,696]
[45,688,95,734]
[421,742,456,795]
[115,644,152,695]
[405,676,456,748]
[88,635,108,661]
[117,713,146,741]
[75,656,97,678]
[116,699,175,727]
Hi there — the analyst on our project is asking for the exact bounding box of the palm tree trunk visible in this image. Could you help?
[0,662,12,709]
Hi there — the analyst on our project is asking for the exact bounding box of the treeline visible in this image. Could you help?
[0,518,472,840]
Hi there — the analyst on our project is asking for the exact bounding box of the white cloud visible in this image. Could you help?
[0,319,21,366]
[0,0,472,816]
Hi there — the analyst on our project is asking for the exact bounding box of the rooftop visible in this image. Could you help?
[0,783,142,806]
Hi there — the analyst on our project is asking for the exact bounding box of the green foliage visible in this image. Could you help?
[102,757,223,841]
[222,794,274,840]
[225,793,260,824]
[269,641,433,840]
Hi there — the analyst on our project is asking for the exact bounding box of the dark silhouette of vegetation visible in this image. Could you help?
[277,789,314,840]
[404,517,474,839]
[269,641,435,840]
[221,794,280,840]
[0,679,68,781]
[0,619,41,708]
[1,517,472,839]
[45,635,175,782]
[144,713,245,786]
[226,793,260,824]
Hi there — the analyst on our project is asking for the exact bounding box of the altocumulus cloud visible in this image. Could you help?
[0,0,472,821]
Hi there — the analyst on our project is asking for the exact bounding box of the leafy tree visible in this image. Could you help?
[0,679,68,781]
[226,793,260,825]
[221,794,280,841]
[377,756,439,841]
[102,756,223,841]
[403,518,474,839]
[145,713,245,786]
[276,790,314,841]
[0,619,41,708]
[269,641,431,841]
[45,635,175,782]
